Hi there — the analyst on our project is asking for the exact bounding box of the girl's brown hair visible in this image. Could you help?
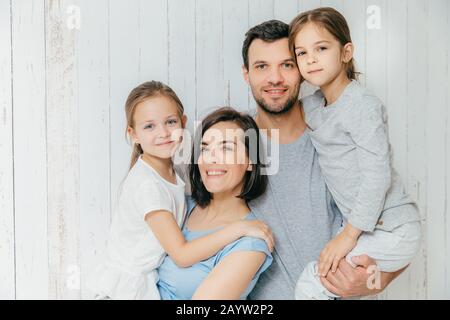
[289,7,360,80]
[125,81,184,170]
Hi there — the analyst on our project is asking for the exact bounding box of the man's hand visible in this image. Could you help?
[319,255,405,298]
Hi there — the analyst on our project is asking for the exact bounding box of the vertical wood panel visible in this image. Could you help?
[45,0,80,299]
[0,0,15,300]
[274,0,298,24]
[77,0,110,299]
[447,0,450,299]
[426,0,448,300]
[168,0,196,131]
[365,0,387,104]
[297,0,321,12]
[222,0,249,112]
[109,0,138,210]
[342,0,367,86]
[248,0,274,28]
[139,0,168,83]
[405,0,428,300]
[12,0,49,299]
[196,0,224,119]
[383,0,409,299]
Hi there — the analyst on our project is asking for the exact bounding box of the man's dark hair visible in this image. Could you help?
[190,107,267,208]
[242,19,289,70]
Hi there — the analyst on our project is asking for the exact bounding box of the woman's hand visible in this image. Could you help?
[230,220,275,252]
[318,224,362,276]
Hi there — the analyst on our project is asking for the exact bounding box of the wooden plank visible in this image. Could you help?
[76,0,110,299]
[426,0,447,300]
[222,0,249,112]
[0,0,15,300]
[248,0,274,28]
[320,0,344,12]
[196,0,225,119]
[109,0,138,211]
[11,0,49,299]
[168,0,196,131]
[138,0,168,83]
[382,0,409,299]
[297,0,321,12]
[273,0,298,24]
[342,0,367,86]
[447,0,450,299]
[405,0,428,300]
[365,0,387,104]
[45,0,80,299]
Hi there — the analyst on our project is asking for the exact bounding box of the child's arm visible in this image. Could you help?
[145,210,274,268]
[344,98,392,233]
[317,223,362,276]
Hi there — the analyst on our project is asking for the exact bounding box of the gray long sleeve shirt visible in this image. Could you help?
[302,81,421,232]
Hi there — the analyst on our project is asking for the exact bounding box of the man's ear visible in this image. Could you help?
[242,65,250,84]
[342,42,354,63]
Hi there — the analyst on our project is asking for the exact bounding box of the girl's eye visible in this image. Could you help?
[318,47,327,52]
[200,147,209,153]
[223,145,233,151]
[296,51,306,57]
[167,119,178,126]
[145,124,154,129]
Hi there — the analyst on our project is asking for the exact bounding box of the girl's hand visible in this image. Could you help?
[231,220,275,252]
[318,229,359,277]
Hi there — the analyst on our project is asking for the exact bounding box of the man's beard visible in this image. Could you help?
[252,85,300,116]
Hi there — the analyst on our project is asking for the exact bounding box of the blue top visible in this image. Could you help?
[157,197,273,300]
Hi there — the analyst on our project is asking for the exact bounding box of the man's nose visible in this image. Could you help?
[267,67,284,85]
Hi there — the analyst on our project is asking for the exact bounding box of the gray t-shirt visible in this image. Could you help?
[248,130,342,300]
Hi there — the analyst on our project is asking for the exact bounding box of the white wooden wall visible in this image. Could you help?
[0,0,448,300]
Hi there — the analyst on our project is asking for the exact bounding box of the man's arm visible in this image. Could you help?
[320,255,406,298]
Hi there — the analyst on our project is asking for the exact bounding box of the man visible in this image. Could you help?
[243,20,404,299]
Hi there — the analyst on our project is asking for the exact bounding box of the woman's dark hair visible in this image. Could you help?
[190,107,267,208]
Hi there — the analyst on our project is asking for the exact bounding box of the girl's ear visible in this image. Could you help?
[181,115,188,129]
[247,162,254,172]
[342,42,354,63]
[127,126,138,144]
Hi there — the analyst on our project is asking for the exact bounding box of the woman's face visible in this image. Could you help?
[198,121,252,196]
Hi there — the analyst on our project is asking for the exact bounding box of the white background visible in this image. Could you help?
[0,0,448,299]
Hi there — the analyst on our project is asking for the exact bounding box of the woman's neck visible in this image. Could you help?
[320,70,352,106]
[205,192,250,222]
[141,153,176,183]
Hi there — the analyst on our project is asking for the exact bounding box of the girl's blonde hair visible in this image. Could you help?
[289,7,360,80]
[125,81,185,170]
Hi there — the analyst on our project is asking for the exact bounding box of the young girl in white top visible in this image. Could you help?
[288,8,422,299]
[87,81,274,299]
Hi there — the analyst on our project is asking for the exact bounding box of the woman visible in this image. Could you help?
[157,107,273,300]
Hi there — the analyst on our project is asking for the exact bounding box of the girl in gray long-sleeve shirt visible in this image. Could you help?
[289,7,422,299]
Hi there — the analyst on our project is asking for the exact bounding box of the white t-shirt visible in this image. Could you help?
[87,156,186,300]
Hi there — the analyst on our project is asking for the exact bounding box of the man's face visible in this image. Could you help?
[243,38,301,115]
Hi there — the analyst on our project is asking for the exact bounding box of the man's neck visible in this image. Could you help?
[255,101,307,144]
